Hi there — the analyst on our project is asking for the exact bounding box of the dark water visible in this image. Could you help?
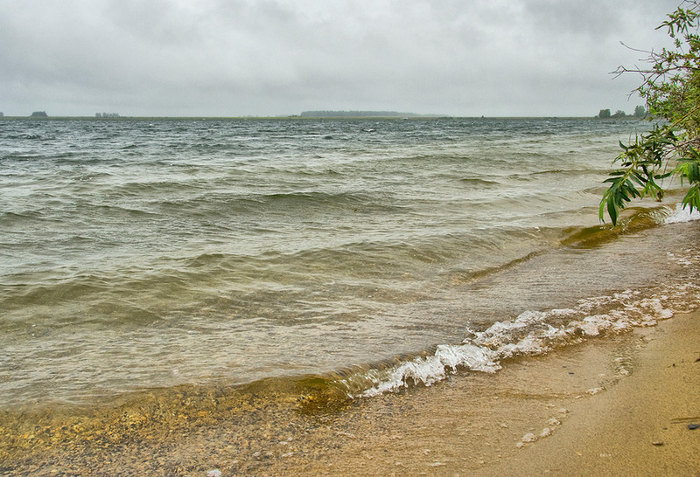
[1,117,699,408]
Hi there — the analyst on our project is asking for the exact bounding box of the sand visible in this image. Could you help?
[469,309,700,477]
[478,309,700,477]
[1,311,699,475]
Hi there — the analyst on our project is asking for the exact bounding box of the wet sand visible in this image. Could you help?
[473,308,700,477]
[1,311,699,475]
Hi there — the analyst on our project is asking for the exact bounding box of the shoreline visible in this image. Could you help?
[3,310,698,475]
[475,308,700,476]
[279,309,700,476]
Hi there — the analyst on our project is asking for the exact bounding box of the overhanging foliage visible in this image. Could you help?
[601,1,700,224]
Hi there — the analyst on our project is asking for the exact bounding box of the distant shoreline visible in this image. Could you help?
[0,115,637,120]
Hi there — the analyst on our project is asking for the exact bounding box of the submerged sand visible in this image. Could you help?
[1,311,699,475]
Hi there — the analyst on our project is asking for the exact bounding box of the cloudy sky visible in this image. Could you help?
[0,0,684,117]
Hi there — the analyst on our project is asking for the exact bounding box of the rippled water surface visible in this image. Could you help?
[1,117,698,408]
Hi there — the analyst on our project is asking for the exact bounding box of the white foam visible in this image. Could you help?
[361,343,500,397]
[357,281,700,398]
[665,204,700,223]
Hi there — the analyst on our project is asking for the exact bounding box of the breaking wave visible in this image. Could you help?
[664,203,700,223]
[352,278,700,397]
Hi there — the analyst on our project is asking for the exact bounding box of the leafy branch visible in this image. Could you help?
[601,1,700,224]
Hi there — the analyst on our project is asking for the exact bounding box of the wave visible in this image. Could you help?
[2,211,674,327]
[664,203,700,223]
[560,206,670,248]
[1,117,682,415]
[526,168,604,177]
[225,190,408,215]
[0,210,42,223]
[4,278,699,414]
[460,177,500,187]
[350,280,700,398]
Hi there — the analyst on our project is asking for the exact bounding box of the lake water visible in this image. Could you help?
[2,117,700,410]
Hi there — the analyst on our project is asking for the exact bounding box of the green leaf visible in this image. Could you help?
[682,184,700,211]
[607,195,618,225]
[600,1,700,224]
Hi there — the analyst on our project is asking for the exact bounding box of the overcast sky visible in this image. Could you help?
[0,0,685,117]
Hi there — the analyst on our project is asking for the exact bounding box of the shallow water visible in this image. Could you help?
[1,116,699,409]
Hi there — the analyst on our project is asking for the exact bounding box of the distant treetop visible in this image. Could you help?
[596,107,646,119]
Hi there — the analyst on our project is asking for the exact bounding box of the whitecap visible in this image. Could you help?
[355,280,700,398]
[665,203,700,223]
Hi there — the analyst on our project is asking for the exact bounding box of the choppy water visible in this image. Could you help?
[1,117,699,409]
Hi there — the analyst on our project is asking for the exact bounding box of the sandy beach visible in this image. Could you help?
[275,309,700,476]
[2,309,699,475]
[471,308,700,477]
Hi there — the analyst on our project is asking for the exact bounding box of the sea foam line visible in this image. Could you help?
[356,282,700,398]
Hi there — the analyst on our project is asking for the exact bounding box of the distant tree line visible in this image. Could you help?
[597,105,647,119]
[300,110,419,118]
[30,111,48,117]
[96,112,120,118]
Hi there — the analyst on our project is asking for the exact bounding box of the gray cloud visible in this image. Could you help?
[0,0,684,116]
